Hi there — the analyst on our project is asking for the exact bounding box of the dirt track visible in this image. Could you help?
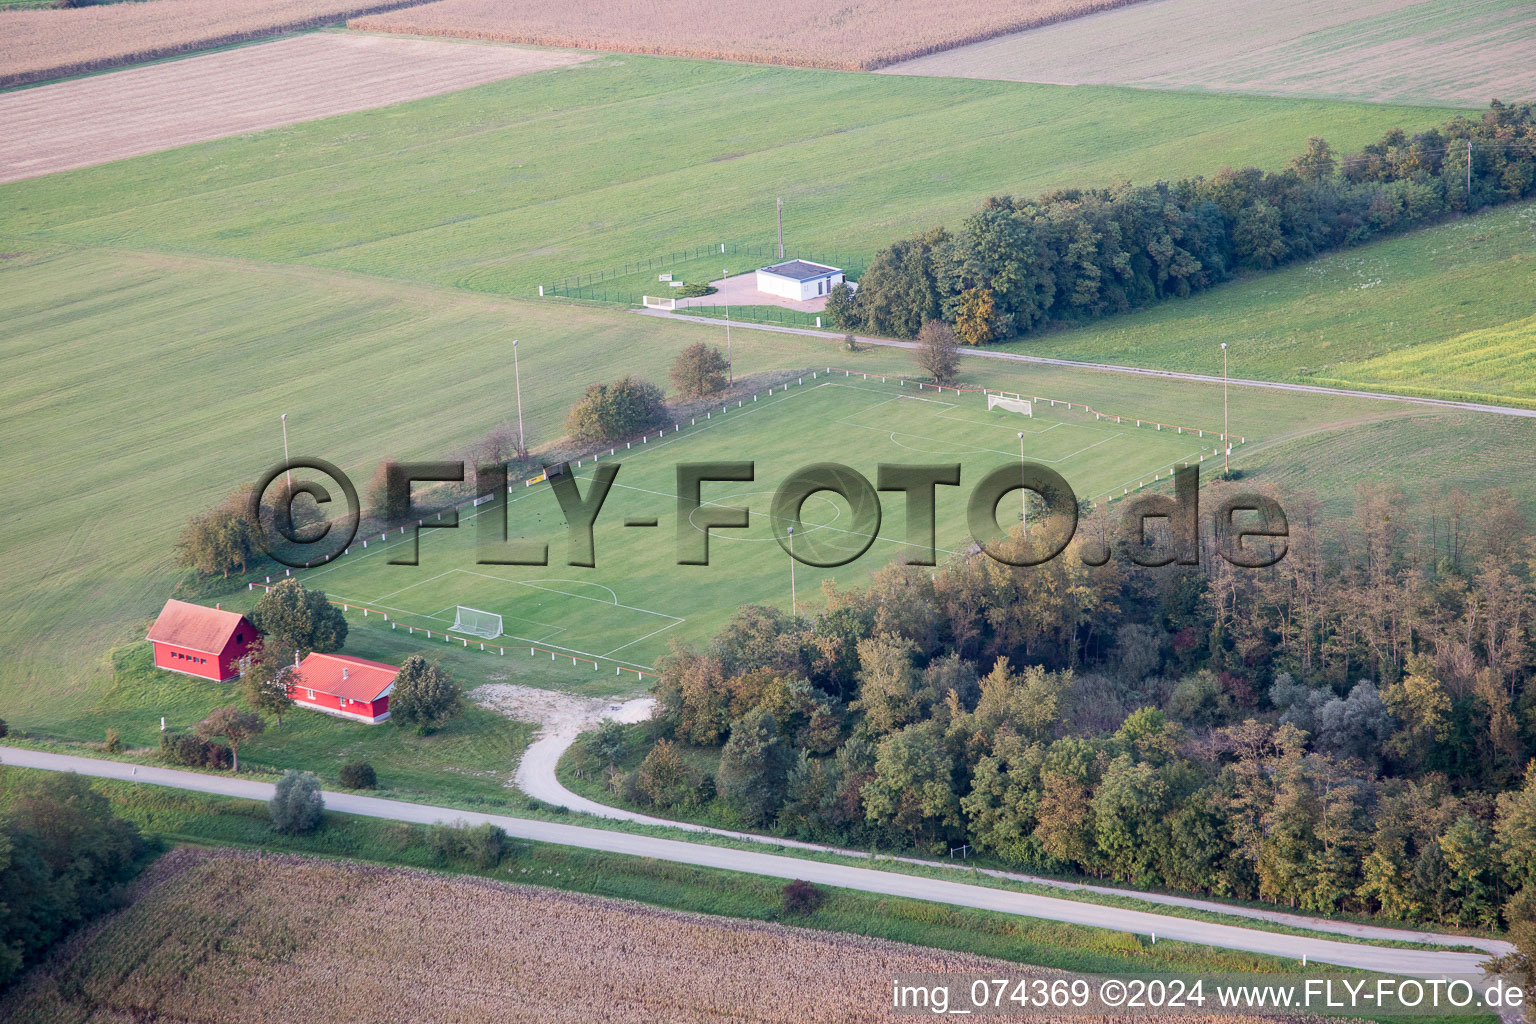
[0,33,590,184]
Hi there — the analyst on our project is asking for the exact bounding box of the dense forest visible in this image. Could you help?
[609,481,1536,937]
[827,101,1536,343]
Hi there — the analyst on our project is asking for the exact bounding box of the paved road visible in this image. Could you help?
[515,725,1515,958]
[636,309,1536,420]
[2,745,1508,977]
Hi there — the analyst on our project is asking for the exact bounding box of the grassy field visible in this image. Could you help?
[882,0,1536,108]
[274,373,1219,668]
[0,54,1524,793]
[1000,201,1536,406]
[4,239,1535,740]
[0,55,1454,299]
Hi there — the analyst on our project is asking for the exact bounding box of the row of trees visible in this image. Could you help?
[625,482,1536,935]
[829,101,1536,342]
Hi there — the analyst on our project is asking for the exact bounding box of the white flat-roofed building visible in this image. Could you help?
[755,259,844,301]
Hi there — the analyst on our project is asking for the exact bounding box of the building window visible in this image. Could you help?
[306,690,315,700]
[236,633,243,644]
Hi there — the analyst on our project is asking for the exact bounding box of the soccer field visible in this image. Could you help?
[295,374,1226,670]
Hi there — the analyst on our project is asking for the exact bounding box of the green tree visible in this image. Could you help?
[1092,754,1170,884]
[849,633,923,736]
[913,319,959,383]
[634,738,702,809]
[670,342,730,398]
[240,640,296,725]
[269,770,323,834]
[175,485,258,578]
[1495,761,1536,896]
[389,655,463,735]
[862,719,961,847]
[564,376,668,445]
[194,706,265,774]
[250,578,347,656]
[715,708,790,826]
[1289,137,1337,184]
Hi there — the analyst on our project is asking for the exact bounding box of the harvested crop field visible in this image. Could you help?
[0,848,1303,1024]
[349,0,1154,71]
[0,0,428,88]
[0,33,589,184]
[883,0,1536,108]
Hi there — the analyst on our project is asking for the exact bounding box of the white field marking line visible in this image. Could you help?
[1093,445,1220,501]
[454,569,682,622]
[375,569,459,604]
[687,491,843,541]
[601,478,964,559]
[312,378,917,586]
[514,578,623,604]
[602,617,688,659]
[1051,431,1124,461]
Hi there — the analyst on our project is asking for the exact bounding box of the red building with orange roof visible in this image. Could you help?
[290,652,397,724]
[147,599,259,682]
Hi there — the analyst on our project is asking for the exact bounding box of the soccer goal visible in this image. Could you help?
[451,606,503,640]
[988,394,1033,417]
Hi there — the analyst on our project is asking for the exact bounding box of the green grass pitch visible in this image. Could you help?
[296,374,1222,669]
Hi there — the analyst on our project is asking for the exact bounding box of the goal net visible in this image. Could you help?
[451,606,503,640]
[988,394,1033,417]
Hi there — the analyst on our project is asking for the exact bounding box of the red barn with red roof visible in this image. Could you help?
[147,599,258,682]
[291,652,396,724]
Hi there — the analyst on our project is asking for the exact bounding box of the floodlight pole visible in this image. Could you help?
[513,338,526,455]
[1018,432,1028,535]
[776,197,784,260]
[723,268,733,385]
[281,413,291,490]
[1221,343,1229,475]
[788,526,797,618]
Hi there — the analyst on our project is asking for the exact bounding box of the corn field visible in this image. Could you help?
[0,0,426,88]
[351,0,1154,72]
[0,849,1302,1023]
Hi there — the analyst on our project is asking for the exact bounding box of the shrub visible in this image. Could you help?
[564,376,668,445]
[843,334,860,352]
[675,282,716,298]
[269,770,324,835]
[103,728,121,754]
[428,820,510,869]
[364,461,412,525]
[781,879,824,916]
[634,738,703,809]
[338,760,377,790]
[159,731,232,770]
[670,341,729,398]
[0,717,8,738]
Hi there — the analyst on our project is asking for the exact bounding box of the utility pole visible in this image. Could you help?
[280,413,291,490]
[787,526,797,617]
[1017,432,1028,535]
[512,339,525,457]
[724,267,733,385]
[776,197,784,259]
[1221,343,1230,475]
